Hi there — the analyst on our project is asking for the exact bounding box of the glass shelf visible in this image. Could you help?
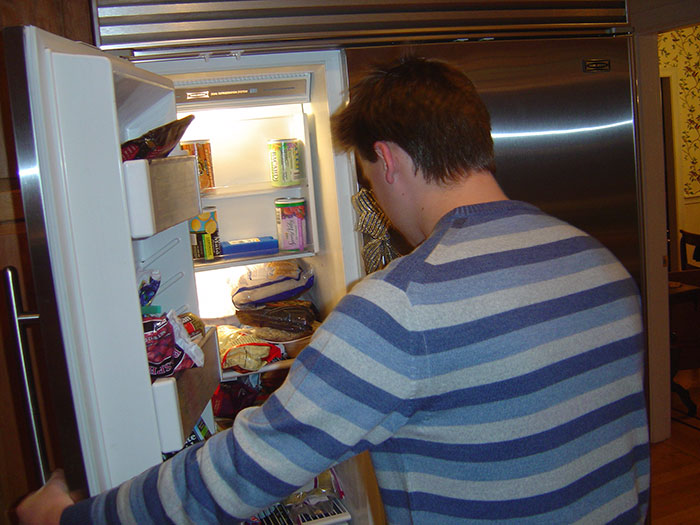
[201,181,306,199]
[193,249,314,273]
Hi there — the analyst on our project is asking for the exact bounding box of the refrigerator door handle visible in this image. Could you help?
[3,265,49,484]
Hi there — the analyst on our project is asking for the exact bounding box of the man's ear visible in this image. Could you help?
[373,141,396,184]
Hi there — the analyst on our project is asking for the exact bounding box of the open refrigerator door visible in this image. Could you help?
[4,24,223,494]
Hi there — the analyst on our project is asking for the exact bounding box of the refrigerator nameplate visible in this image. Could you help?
[175,76,310,107]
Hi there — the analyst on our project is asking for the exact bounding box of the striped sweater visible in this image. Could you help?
[63,200,649,524]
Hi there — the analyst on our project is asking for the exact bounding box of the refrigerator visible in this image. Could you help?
[3,24,377,524]
[345,38,641,285]
[3,25,642,525]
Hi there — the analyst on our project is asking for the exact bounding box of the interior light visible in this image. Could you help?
[194,265,249,319]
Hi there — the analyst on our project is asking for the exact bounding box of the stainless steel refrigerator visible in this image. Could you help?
[346,37,640,283]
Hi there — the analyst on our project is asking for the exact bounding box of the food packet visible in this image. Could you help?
[284,467,344,506]
[137,269,161,307]
[217,325,284,372]
[143,310,204,378]
[212,381,259,419]
[232,260,314,309]
[235,299,319,336]
[121,114,195,162]
[179,312,205,338]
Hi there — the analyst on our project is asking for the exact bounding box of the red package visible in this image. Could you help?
[179,311,205,337]
[121,114,195,162]
[143,314,196,378]
[212,382,259,419]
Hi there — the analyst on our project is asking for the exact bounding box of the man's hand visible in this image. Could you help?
[16,470,74,525]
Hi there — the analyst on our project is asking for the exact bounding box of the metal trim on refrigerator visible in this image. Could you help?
[91,0,630,55]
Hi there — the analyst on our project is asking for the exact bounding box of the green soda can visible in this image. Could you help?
[268,138,303,187]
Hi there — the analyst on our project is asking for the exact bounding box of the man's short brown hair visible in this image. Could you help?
[331,55,495,184]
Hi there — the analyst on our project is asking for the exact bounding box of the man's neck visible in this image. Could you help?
[414,169,509,241]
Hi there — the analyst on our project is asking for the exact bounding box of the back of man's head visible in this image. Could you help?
[331,55,495,184]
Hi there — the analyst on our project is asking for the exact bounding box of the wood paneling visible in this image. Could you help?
[628,0,700,34]
[0,0,93,42]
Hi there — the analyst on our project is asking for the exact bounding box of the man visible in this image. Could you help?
[19,56,649,524]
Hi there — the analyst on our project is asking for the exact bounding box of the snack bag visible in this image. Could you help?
[137,269,161,307]
[121,114,195,161]
[217,325,284,373]
[235,299,319,337]
[232,260,314,308]
[144,310,204,378]
[212,381,259,419]
[179,312,205,338]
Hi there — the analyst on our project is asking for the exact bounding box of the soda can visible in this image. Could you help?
[189,206,222,260]
[282,139,302,184]
[181,140,215,191]
[274,197,306,251]
[268,139,303,187]
[268,139,284,186]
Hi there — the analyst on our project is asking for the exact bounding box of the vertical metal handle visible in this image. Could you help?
[3,265,49,484]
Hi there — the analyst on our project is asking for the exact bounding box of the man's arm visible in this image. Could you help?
[21,278,409,524]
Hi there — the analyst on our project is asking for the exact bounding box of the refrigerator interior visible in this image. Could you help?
[139,53,365,320]
[136,51,376,522]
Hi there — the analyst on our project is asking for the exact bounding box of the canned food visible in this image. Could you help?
[268,139,304,187]
[181,140,215,191]
[275,198,306,251]
[189,206,222,260]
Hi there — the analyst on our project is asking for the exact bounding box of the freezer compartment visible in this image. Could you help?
[123,155,201,239]
[151,326,220,453]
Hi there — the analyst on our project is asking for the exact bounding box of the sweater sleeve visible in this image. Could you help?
[60,282,414,524]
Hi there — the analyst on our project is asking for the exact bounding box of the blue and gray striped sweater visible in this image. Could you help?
[63,200,649,524]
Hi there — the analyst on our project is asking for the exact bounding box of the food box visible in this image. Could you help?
[221,236,279,258]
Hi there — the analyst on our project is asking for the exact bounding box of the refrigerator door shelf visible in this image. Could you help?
[219,333,309,381]
[193,248,314,273]
[123,155,201,239]
[152,325,219,453]
[201,181,304,198]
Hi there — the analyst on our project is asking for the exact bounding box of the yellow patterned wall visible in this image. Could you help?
[658,25,700,198]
